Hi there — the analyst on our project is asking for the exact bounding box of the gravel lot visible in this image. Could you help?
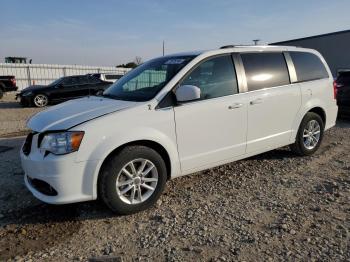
[0,93,43,137]
[0,101,349,261]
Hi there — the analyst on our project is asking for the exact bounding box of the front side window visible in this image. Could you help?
[290,52,329,82]
[181,55,238,99]
[104,56,195,101]
[241,52,290,91]
[62,77,79,86]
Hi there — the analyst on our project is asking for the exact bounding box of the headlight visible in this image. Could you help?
[22,91,33,96]
[40,131,84,155]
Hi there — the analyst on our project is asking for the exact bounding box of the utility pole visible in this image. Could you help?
[252,39,260,45]
[162,40,165,56]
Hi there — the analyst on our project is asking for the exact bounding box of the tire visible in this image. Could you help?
[98,145,167,215]
[0,88,3,99]
[290,112,324,156]
[33,94,49,107]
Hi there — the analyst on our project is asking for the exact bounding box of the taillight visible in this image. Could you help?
[10,78,16,86]
[333,80,337,100]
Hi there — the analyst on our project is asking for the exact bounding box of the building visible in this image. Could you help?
[5,57,28,64]
[272,29,350,77]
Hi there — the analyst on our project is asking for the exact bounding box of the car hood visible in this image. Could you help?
[20,85,47,93]
[27,96,140,132]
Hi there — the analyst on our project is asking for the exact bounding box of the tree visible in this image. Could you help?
[116,57,142,68]
[134,56,142,65]
[116,62,137,68]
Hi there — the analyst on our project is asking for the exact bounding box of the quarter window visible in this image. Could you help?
[241,52,290,91]
[181,55,238,99]
[289,52,329,82]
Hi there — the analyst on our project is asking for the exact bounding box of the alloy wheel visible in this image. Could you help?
[116,158,158,205]
[303,119,321,150]
[34,94,48,107]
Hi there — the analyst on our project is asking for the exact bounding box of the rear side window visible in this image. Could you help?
[290,52,329,82]
[105,74,123,80]
[241,52,290,91]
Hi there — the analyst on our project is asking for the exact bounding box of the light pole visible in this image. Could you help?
[252,39,260,45]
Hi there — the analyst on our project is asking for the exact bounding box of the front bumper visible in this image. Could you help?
[16,94,32,106]
[20,134,100,204]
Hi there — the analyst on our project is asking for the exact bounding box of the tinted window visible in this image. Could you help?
[181,55,238,99]
[105,74,123,80]
[87,76,101,84]
[337,72,350,84]
[241,52,290,91]
[62,77,79,86]
[77,76,89,84]
[290,52,329,82]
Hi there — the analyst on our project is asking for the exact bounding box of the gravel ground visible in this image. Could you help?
[0,93,43,137]
[0,113,349,261]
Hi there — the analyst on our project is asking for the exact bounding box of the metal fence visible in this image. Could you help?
[0,63,131,90]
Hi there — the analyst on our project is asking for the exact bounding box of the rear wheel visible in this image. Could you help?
[290,112,324,156]
[98,145,167,215]
[33,94,48,107]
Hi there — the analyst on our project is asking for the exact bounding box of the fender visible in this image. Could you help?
[71,106,181,199]
[290,96,326,142]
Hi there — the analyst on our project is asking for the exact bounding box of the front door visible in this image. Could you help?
[174,55,247,173]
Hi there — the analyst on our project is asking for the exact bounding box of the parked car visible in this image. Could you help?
[334,71,350,115]
[20,45,337,214]
[16,74,112,107]
[0,75,18,99]
[91,73,124,83]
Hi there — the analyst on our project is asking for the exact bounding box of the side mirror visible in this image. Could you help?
[175,85,201,102]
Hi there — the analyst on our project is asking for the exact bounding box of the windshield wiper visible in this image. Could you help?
[101,93,119,99]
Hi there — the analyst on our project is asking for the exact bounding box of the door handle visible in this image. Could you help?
[228,103,243,109]
[250,98,263,105]
[307,89,313,96]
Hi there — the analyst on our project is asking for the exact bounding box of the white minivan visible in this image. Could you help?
[21,45,338,214]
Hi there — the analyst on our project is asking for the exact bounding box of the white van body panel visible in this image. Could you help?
[20,45,338,204]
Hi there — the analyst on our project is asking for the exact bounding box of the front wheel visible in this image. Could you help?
[98,145,167,215]
[290,112,324,156]
[33,94,49,107]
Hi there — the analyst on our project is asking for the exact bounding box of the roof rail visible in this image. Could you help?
[220,45,236,49]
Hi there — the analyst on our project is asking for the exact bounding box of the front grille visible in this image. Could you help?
[22,133,34,155]
[27,176,58,196]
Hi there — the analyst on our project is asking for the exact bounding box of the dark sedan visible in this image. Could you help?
[16,74,112,107]
[335,71,350,115]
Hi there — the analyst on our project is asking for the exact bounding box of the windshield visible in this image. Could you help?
[49,77,64,86]
[103,55,195,101]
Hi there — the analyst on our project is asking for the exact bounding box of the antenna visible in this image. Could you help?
[162,40,165,56]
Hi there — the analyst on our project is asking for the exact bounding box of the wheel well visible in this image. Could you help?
[100,140,172,180]
[308,107,326,124]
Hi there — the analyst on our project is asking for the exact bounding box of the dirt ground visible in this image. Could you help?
[0,107,349,261]
[0,93,43,137]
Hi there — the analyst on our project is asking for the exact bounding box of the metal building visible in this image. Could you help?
[272,29,350,77]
